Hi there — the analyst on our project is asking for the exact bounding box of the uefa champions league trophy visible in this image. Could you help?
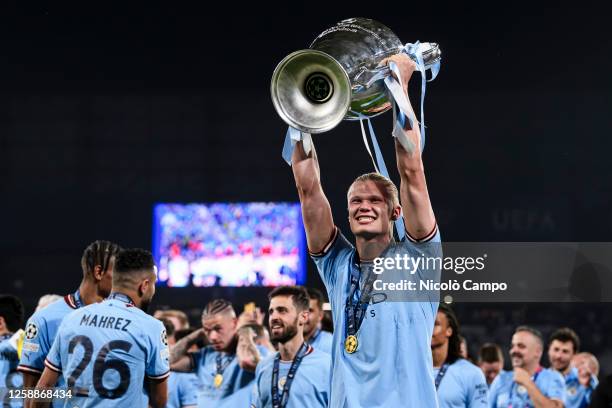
[271,17,441,134]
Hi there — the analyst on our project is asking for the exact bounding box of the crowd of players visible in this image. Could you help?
[0,240,609,407]
[0,52,609,408]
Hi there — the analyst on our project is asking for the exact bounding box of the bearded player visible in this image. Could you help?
[290,53,441,407]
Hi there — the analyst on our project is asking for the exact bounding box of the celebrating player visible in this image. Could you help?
[251,286,331,407]
[33,248,170,408]
[489,326,565,408]
[18,240,121,407]
[290,53,441,407]
[431,303,488,407]
[0,295,25,408]
[548,327,598,407]
[169,299,268,407]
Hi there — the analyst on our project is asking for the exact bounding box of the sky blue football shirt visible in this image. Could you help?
[167,371,199,408]
[311,226,442,408]
[45,295,170,407]
[190,344,269,408]
[251,347,331,408]
[563,366,598,408]
[489,368,565,407]
[435,358,488,408]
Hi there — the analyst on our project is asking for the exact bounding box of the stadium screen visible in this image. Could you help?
[153,202,306,287]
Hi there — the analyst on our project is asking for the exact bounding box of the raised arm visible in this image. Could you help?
[387,54,437,240]
[236,326,262,373]
[291,139,335,253]
[169,328,204,372]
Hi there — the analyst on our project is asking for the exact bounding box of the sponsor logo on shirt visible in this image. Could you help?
[22,341,40,353]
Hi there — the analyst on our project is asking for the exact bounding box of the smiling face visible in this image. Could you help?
[548,339,575,373]
[268,295,307,344]
[510,331,542,369]
[347,180,400,241]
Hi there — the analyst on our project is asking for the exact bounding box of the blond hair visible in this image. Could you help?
[348,172,400,239]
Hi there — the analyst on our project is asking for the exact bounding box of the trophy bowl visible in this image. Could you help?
[271,17,441,134]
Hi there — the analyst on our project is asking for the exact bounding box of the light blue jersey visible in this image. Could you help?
[251,347,331,408]
[307,329,333,355]
[311,226,442,408]
[217,385,252,408]
[45,294,170,408]
[435,359,488,408]
[489,368,565,407]
[190,344,269,408]
[167,371,199,408]
[563,366,598,408]
[1,334,23,407]
[18,292,81,384]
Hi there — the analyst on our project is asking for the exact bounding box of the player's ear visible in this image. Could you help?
[138,279,149,298]
[391,206,401,221]
[300,310,309,325]
[93,264,104,281]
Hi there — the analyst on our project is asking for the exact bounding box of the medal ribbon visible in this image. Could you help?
[435,363,450,389]
[271,343,310,408]
[345,260,378,341]
[216,353,234,377]
[508,366,542,408]
[108,292,135,306]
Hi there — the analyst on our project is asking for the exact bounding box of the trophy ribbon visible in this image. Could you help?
[354,111,406,241]
[282,126,312,165]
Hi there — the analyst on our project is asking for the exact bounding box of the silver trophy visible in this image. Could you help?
[271,18,441,134]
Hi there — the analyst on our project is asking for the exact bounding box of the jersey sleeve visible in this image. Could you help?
[188,348,204,375]
[18,313,49,374]
[43,327,63,374]
[310,227,353,294]
[466,366,489,407]
[145,319,170,380]
[178,374,199,407]
[405,223,440,243]
[544,370,566,403]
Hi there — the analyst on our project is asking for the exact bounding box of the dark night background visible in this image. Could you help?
[1,2,611,372]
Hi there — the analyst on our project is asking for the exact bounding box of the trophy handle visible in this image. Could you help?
[352,42,442,91]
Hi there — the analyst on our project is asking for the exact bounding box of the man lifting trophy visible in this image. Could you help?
[271,17,444,407]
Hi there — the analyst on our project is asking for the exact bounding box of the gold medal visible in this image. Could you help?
[345,335,358,353]
[278,376,287,390]
[214,373,223,388]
